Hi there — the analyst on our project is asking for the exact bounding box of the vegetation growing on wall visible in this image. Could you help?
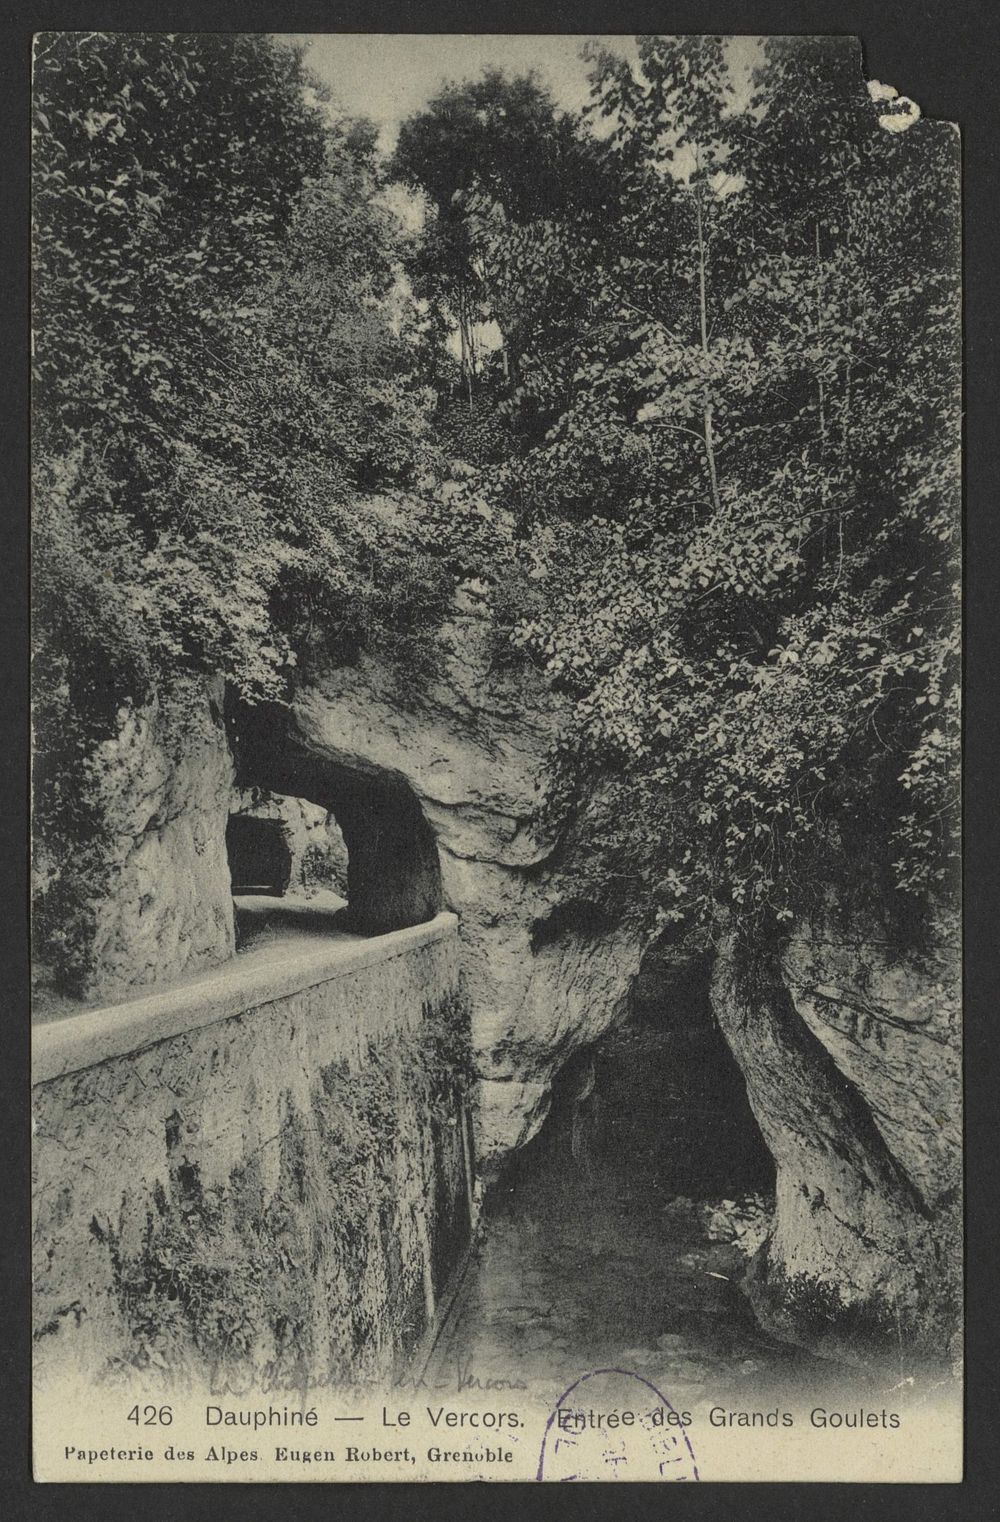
[33,34,451,718]
[96,990,472,1388]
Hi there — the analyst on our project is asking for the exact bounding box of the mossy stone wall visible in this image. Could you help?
[33,925,472,1393]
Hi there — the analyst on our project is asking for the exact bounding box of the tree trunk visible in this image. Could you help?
[456,282,474,406]
[815,221,827,452]
[695,196,722,514]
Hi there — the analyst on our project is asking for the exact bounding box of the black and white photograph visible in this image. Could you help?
[30,29,962,1483]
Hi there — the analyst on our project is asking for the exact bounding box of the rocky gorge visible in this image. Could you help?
[29,32,962,1481]
[32,579,961,1378]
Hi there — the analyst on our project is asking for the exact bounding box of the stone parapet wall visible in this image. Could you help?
[33,912,473,1393]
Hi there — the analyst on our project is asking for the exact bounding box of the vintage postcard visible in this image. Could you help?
[31,32,962,1483]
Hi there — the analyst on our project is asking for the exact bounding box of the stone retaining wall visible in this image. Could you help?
[32,912,473,1393]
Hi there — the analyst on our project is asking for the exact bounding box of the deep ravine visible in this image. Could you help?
[424,995,870,1407]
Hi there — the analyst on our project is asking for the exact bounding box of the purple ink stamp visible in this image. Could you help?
[537,1367,700,1481]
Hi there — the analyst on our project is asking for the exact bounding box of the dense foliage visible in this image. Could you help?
[33,33,960,984]
[32,33,456,981]
[417,37,960,942]
[33,33,450,712]
[390,70,618,401]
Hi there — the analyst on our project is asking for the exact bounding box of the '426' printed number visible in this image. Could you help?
[127,1405,173,1426]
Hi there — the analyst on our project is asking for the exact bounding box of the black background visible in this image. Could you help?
[3,3,997,1518]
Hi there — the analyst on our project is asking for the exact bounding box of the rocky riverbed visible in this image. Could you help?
[425,1009,867,1404]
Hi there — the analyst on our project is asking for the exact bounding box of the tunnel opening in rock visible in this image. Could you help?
[488,950,775,1221]
[226,814,293,896]
[423,949,827,1400]
[226,788,352,949]
[225,696,443,937]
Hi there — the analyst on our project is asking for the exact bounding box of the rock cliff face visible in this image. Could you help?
[710,917,961,1366]
[236,601,648,1169]
[36,679,236,1003]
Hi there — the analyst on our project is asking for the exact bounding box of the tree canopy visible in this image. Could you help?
[390,69,619,400]
[431,36,960,941]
